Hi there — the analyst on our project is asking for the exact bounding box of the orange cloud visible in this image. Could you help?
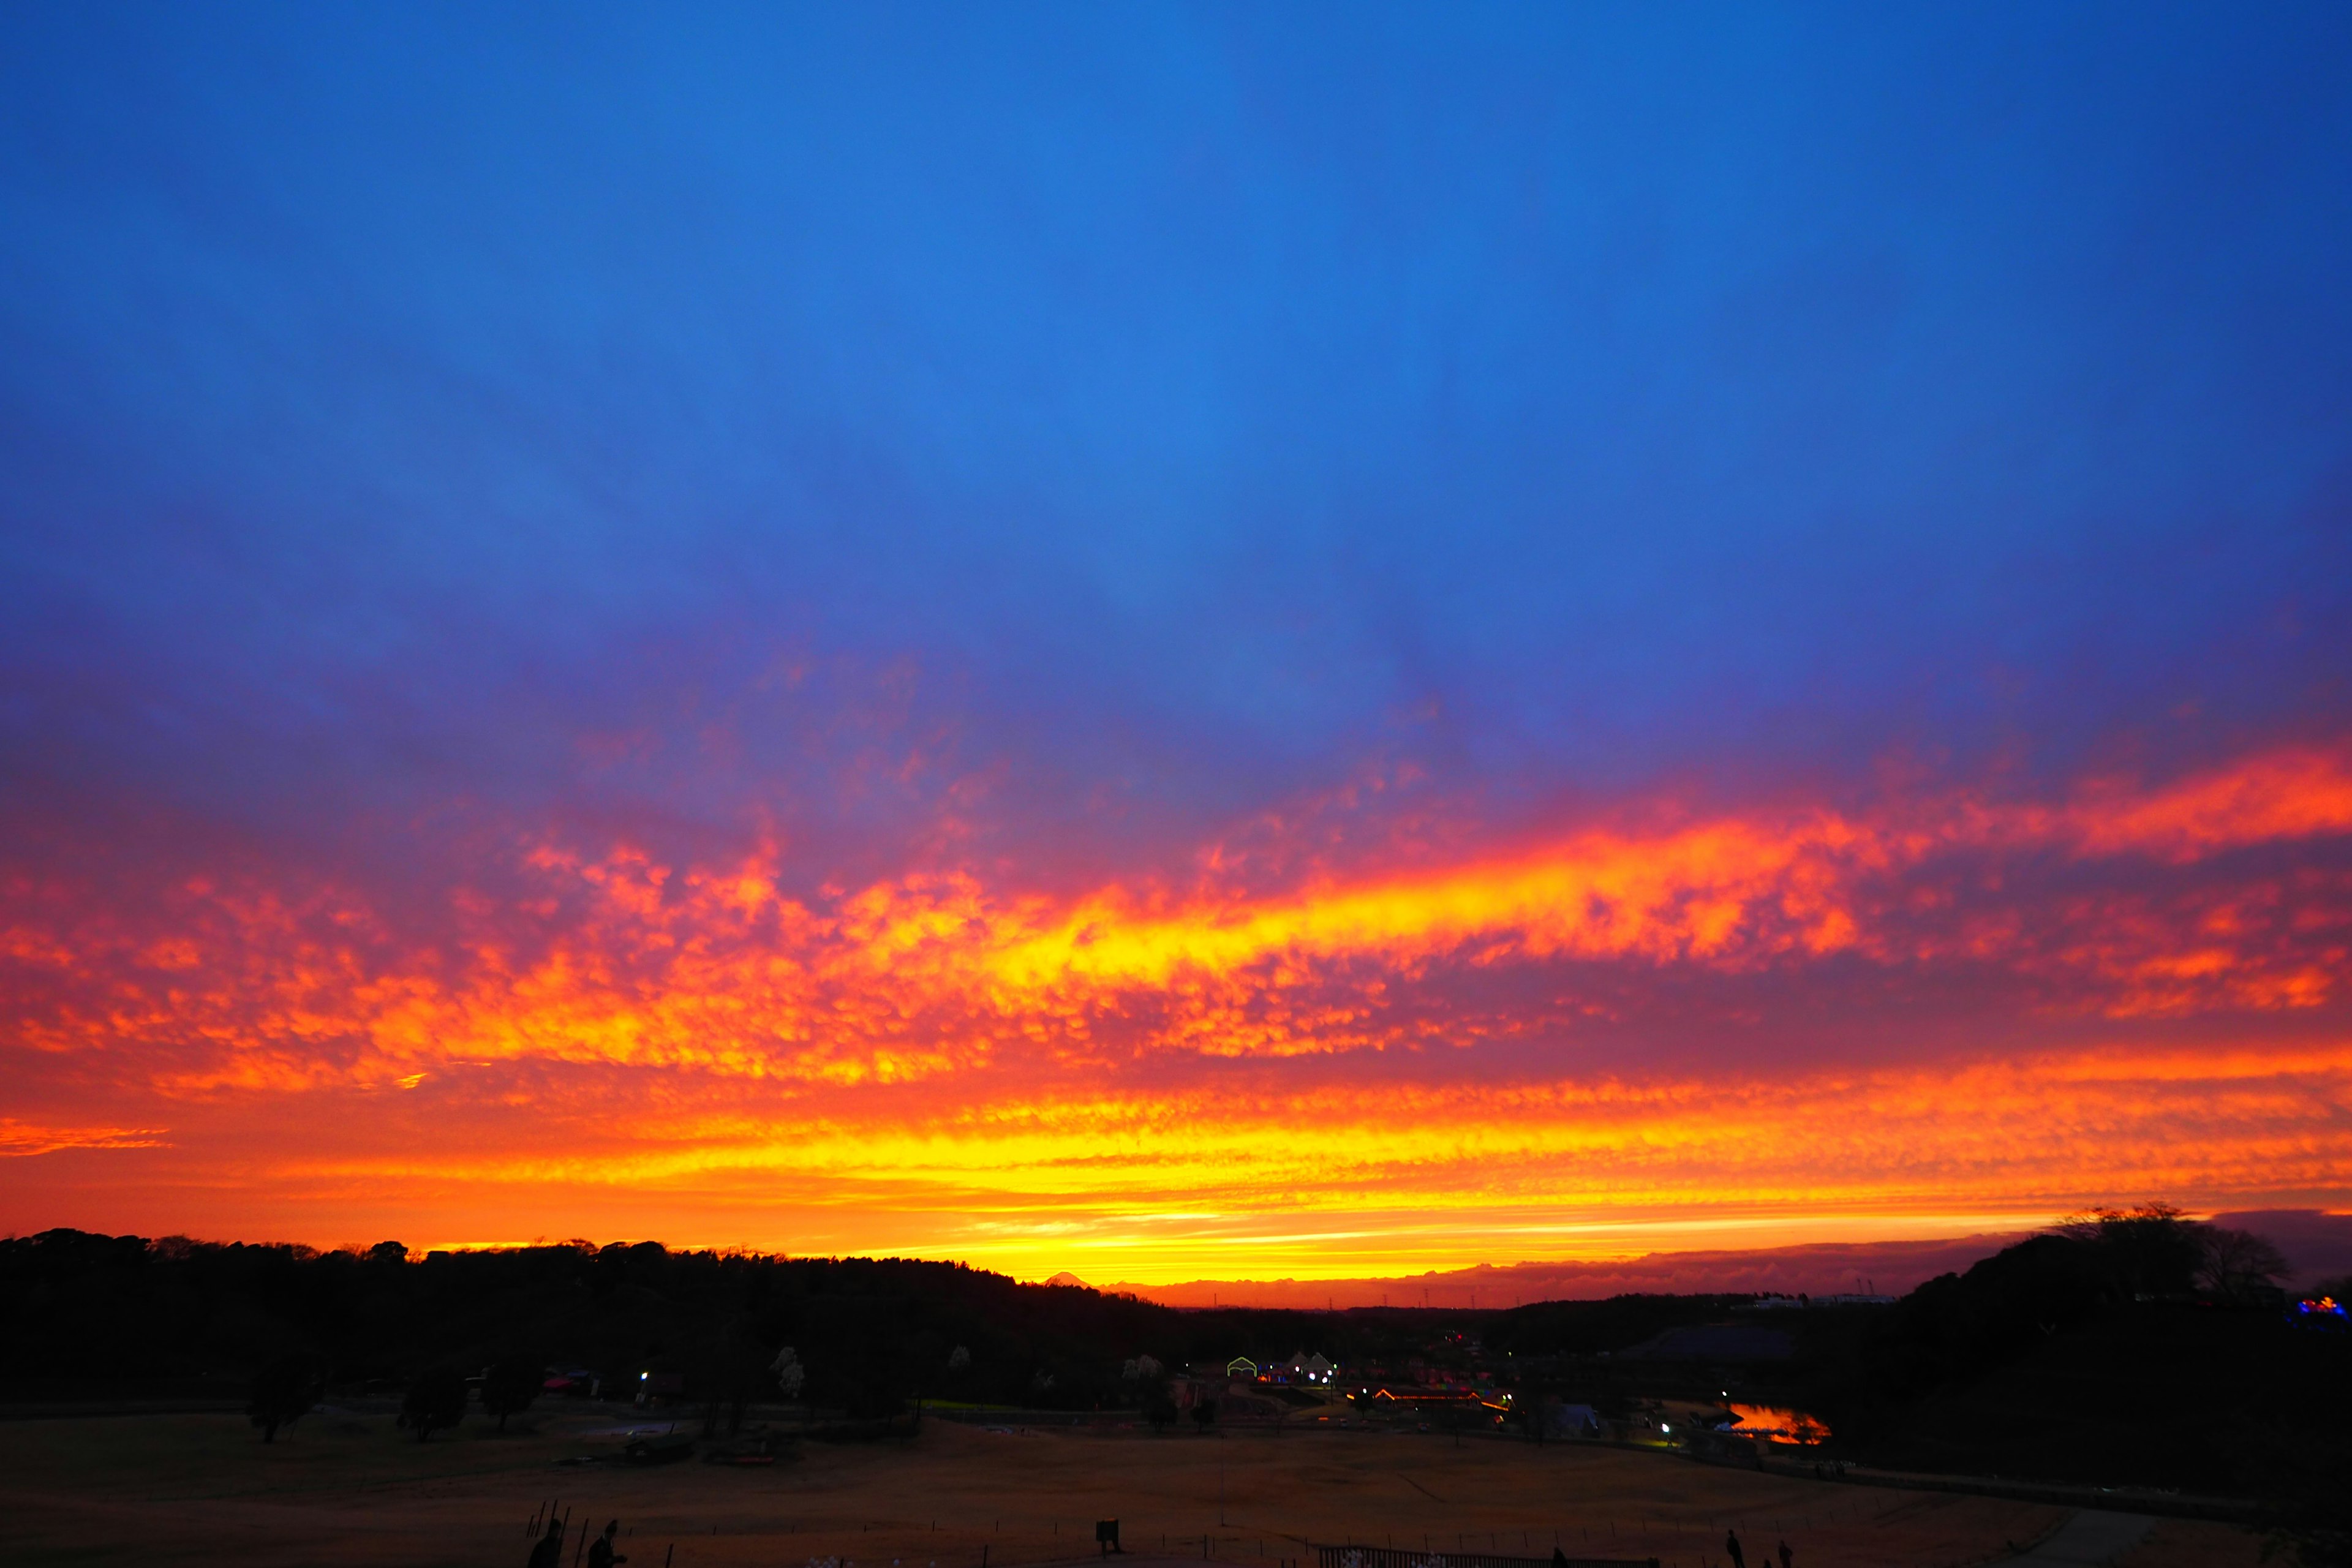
[0,1119,170,1157]
[2060,748,2352,860]
[11,749,2352,1081]
[2,746,2349,1264]
[19,1036,2339,1280]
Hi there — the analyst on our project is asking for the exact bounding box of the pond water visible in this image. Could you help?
[1724,1403,1830,1444]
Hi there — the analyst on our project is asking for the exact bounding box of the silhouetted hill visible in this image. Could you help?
[1795,1216,2351,1528]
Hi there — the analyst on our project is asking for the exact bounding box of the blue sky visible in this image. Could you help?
[4,1,2350,883]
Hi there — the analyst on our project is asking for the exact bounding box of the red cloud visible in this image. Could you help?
[3,746,2348,1264]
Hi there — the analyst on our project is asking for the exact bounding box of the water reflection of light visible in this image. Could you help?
[1725,1403,1831,1444]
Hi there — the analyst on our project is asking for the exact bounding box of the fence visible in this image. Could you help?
[1319,1546,1657,1568]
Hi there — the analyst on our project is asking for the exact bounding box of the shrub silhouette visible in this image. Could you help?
[399,1365,468,1441]
[481,1353,543,1433]
[247,1355,318,1443]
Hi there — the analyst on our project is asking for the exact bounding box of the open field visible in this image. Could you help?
[0,1409,2265,1568]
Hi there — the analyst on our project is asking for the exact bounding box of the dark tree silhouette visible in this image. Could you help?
[1189,1396,1218,1431]
[481,1352,543,1433]
[690,1329,777,1438]
[903,1328,948,1428]
[247,1355,318,1443]
[2198,1227,2290,1304]
[399,1365,468,1441]
[2052,1204,2205,1297]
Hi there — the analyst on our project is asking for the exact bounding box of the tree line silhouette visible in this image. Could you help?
[0,1233,1400,1421]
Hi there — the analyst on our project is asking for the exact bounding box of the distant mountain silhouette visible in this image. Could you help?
[1043,1270,1091,1287]
[1102,1211,2352,1308]
[1101,1232,2041,1306]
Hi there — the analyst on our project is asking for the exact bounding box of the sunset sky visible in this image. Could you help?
[4,4,2350,1283]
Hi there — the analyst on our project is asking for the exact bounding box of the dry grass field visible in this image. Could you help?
[2109,1520,2267,1568]
[0,1408,2264,1568]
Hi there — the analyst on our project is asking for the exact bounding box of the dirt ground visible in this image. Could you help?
[2111,1518,2269,1568]
[0,1406,2153,1568]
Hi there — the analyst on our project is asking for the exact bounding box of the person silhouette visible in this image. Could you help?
[1553,1548,1570,1567]
[587,1520,628,1568]
[1777,1540,1792,1568]
[527,1517,564,1568]
[1725,1530,1746,1568]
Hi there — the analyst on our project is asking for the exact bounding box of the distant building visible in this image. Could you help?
[1736,1292,1894,1311]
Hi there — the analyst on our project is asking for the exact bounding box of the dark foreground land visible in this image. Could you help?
[3,1209,2344,1566]
[0,1408,2263,1568]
